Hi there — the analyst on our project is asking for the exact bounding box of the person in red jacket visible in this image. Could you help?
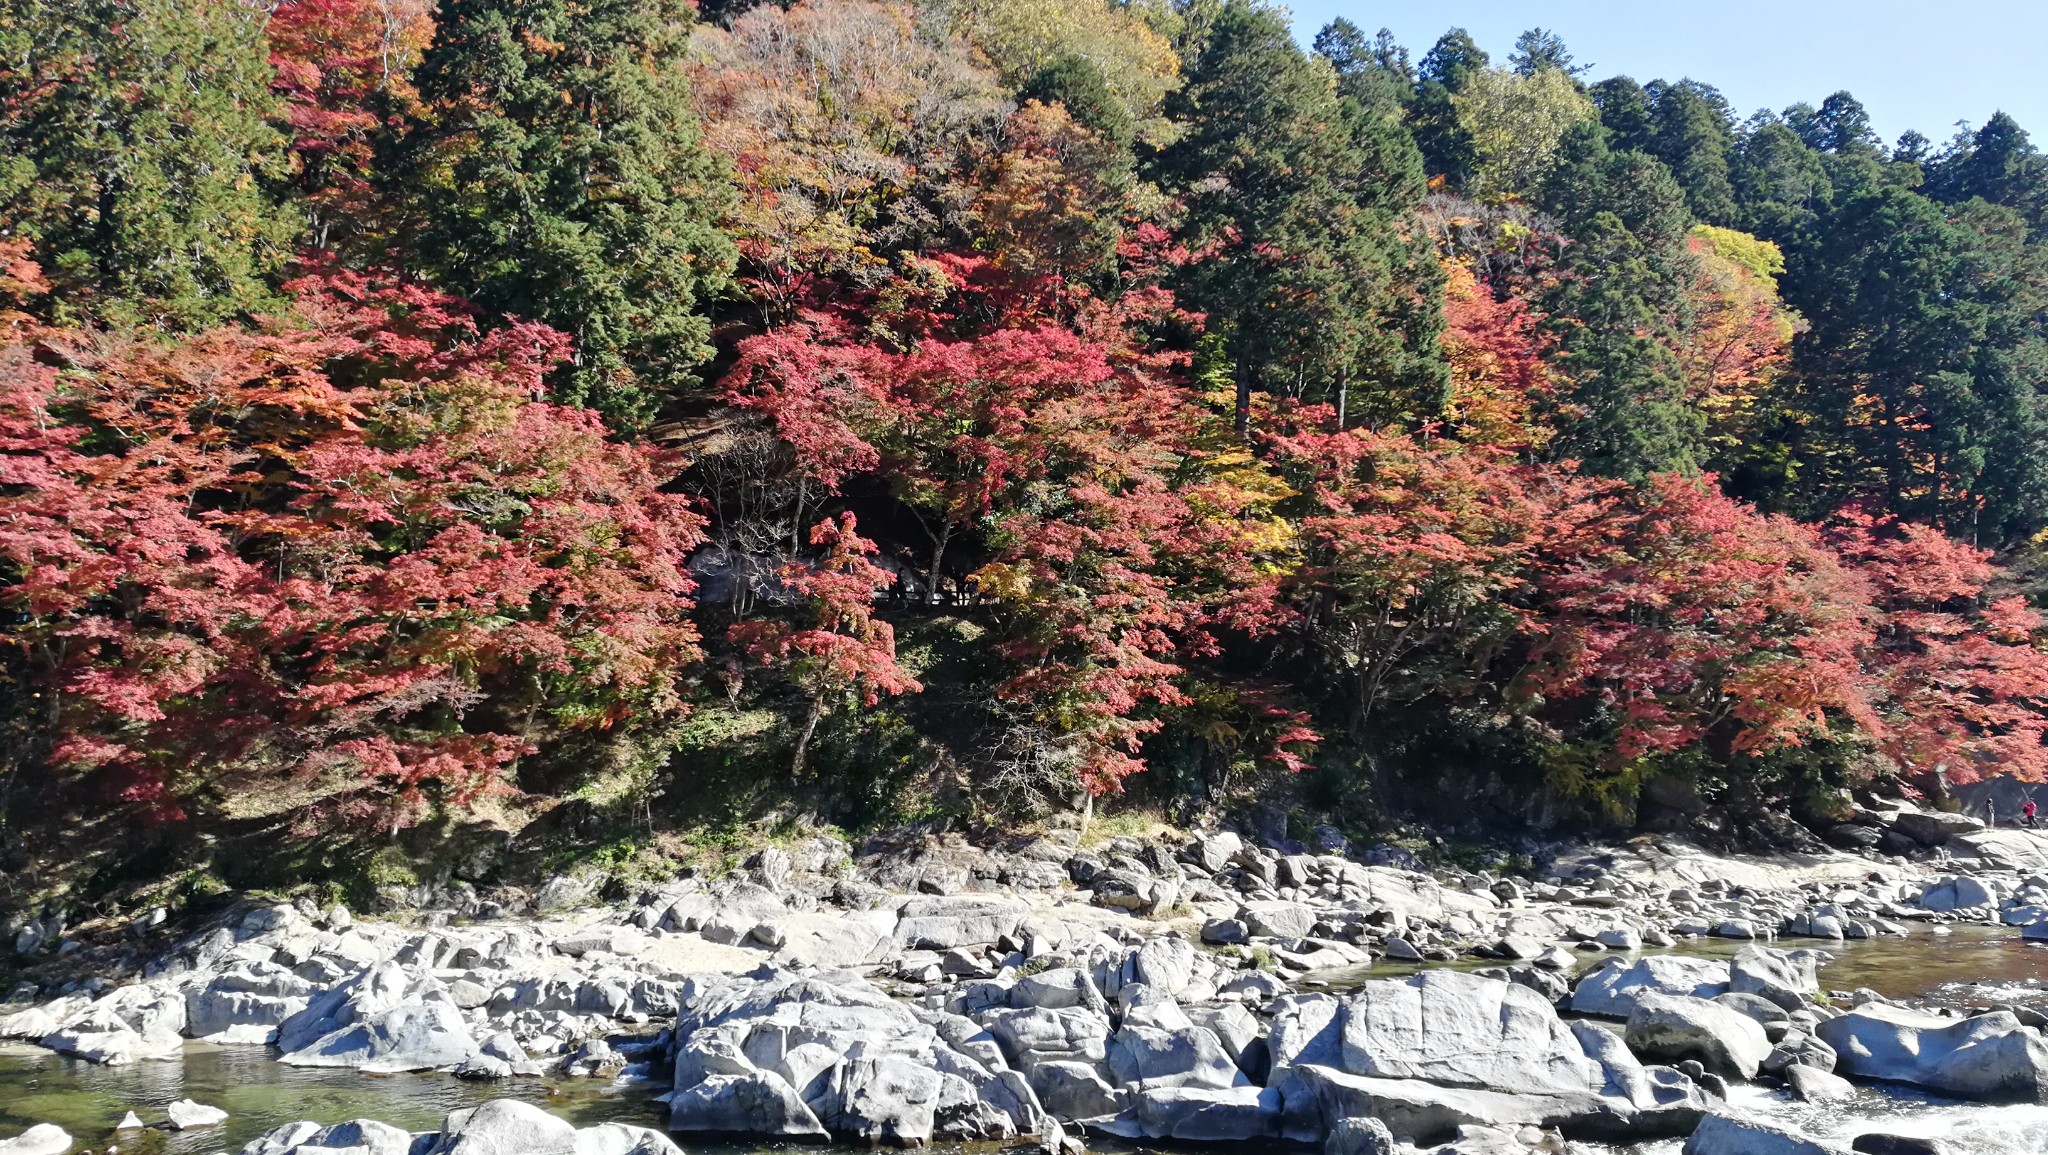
[2025,799,2038,828]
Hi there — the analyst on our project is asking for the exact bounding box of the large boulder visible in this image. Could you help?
[1890,810,1984,847]
[982,1006,1111,1073]
[39,983,186,1064]
[574,1125,684,1155]
[1728,945,1823,1011]
[1106,1010,1245,1091]
[424,1099,576,1155]
[1281,970,1704,1145]
[1114,1085,1279,1142]
[811,1056,945,1145]
[671,973,1043,1143]
[1184,833,1245,873]
[1683,1114,1850,1155]
[1293,1065,1620,1148]
[1569,956,1731,1019]
[1339,970,1605,1097]
[1817,1003,2048,1101]
[668,1070,830,1138]
[1624,994,1772,1080]
[1948,829,2048,872]
[185,962,315,1043]
[1917,876,1996,913]
[1239,901,1315,940]
[250,1119,416,1155]
[893,896,1029,950]
[281,998,475,1072]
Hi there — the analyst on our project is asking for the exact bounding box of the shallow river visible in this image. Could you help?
[6,927,2048,1154]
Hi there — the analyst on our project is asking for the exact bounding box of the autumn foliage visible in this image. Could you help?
[0,268,705,826]
[6,0,2048,856]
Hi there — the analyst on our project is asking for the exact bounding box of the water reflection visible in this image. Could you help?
[0,1043,664,1153]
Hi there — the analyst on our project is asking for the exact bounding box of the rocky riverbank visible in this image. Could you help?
[6,800,2048,1154]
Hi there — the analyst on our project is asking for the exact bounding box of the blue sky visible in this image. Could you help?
[1283,1,2048,148]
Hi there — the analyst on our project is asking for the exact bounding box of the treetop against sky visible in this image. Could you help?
[1287,0,2048,147]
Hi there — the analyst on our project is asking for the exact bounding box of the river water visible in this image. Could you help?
[5,928,2048,1154]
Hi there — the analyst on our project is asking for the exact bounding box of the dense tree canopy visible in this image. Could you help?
[6,0,2048,872]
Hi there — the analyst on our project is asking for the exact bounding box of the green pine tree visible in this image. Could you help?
[388,0,737,429]
[1156,2,1446,437]
[0,0,295,329]
[1537,124,1703,478]
[1408,29,1488,189]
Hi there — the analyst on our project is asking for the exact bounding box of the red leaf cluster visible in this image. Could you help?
[0,270,705,825]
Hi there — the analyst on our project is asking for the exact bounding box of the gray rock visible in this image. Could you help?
[1597,927,1643,951]
[1324,1116,1396,1155]
[0,1124,72,1155]
[279,997,476,1073]
[1187,1004,1259,1063]
[1200,919,1248,946]
[165,1099,228,1129]
[668,1070,829,1137]
[573,1123,684,1155]
[1624,993,1773,1080]
[983,1006,1111,1073]
[894,896,1029,950]
[1817,1003,2048,1101]
[1011,968,1090,1010]
[1785,1064,1856,1103]
[39,983,186,1064]
[1918,876,1995,913]
[1949,829,2048,872]
[425,1099,576,1155]
[1131,938,1197,997]
[1570,955,1731,1018]
[1729,944,1822,1011]
[1218,972,1288,1000]
[1239,901,1315,940]
[535,874,600,913]
[1183,833,1245,873]
[1764,1031,1838,1075]
[1293,1065,1619,1148]
[1848,1136,1947,1155]
[1116,1084,1277,1141]
[1106,1017,1245,1091]
[1713,992,1788,1025]
[1683,1113,1849,1155]
[1891,810,1983,847]
[301,1120,415,1155]
[1339,970,1608,1097]
[186,963,314,1043]
[812,1056,944,1145]
[1029,1059,1123,1118]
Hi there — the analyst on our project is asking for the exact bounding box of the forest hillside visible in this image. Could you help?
[5,0,2048,911]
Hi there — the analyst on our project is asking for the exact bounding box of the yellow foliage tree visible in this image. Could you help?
[941,0,1179,131]
[1451,67,1597,201]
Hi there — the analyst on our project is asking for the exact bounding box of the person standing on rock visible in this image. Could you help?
[2025,799,2038,828]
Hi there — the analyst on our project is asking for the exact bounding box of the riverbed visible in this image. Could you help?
[7,927,2048,1154]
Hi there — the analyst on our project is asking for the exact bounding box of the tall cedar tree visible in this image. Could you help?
[1535,124,1703,479]
[389,0,736,428]
[0,0,296,329]
[1158,1,1445,439]
[1409,29,1487,189]
[1783,186,2048,543]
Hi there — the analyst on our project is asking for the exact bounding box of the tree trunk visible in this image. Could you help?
[926,522,952,606]
[1235,358,1252,443]
[791,698,825,781]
